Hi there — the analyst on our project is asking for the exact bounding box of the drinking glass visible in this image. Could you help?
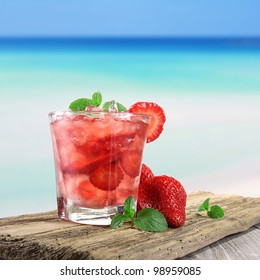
[49,111,150,225]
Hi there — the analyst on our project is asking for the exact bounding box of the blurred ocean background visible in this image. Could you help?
[1,37,260,218]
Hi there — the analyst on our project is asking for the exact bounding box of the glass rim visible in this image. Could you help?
[48,110,151,121]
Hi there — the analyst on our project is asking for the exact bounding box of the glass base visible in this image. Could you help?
[57,198,124,225]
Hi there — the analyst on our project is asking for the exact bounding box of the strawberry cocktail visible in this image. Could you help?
[49,110,150,225]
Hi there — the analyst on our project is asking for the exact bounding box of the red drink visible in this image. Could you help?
[49,111,150,225]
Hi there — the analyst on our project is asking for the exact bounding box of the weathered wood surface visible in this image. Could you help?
[1,191,260,260]
[181,223,260,260]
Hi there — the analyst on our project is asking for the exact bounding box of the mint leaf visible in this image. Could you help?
[102,100,127,112]
[102,100,115,112]
[92,92,102,106]
[207,205,224,219]
[110,214,131,228]
[110,196,168,232]
[69,93,128,113]
[124,196,135,219]
[116,102,127,112]
[110,214,125,229]
[134,208,168,232]
[110,196,135,229]
[110,214,131,229]
[102,101,110,112]
[196,198,224,219]
[69,98,93,111]
[197,198,210,212]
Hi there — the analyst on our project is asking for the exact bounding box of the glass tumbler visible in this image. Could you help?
[49,111,150,225]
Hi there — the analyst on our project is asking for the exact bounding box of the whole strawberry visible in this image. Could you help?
[138,175,187,227]
[139,163,154,185]
[137,164,154,211]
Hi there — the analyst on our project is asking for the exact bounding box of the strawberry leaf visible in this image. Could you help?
[134,208,168,232]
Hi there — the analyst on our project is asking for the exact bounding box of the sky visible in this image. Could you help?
[0,0,260,37]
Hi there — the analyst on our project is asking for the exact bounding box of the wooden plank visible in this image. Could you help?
[181,223,260,259]
[1,191,260,260]
[254,223,260,230]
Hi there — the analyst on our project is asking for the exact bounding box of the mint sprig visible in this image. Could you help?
[102,100,127,112]
[134,208,168,232]
[69,92,127,112]
[116,102,128,112]
[110,196,168,232]
[69,98,93,111]
[91,92,102,106]
[196,198,224,219]
[102,100,116,112]
[123,195,135,219]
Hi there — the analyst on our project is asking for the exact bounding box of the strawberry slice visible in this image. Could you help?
[64,174,115,209]
[58,143,113,174]
[128,102,166,143]
[79,134,135,157]
[76,177,112,208]
[89,162,124,191]
[120,150,143,178]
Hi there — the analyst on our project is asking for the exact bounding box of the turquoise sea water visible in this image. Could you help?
[1,38,260,217]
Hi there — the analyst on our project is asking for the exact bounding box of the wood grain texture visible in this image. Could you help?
[181,223,260,260]
[1,191,260,260]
